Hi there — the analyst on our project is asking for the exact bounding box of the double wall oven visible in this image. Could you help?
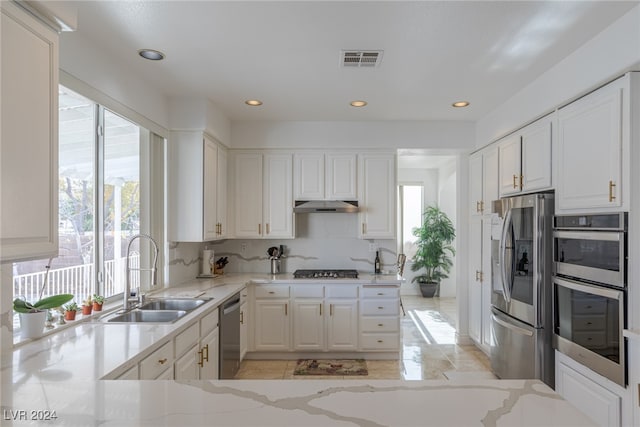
[552,213,627,386]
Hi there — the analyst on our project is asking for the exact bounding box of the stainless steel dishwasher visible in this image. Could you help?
[219,292,241,379]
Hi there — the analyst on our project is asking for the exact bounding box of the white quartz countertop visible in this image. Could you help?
[1,378,595,426]
[243,272,405,285]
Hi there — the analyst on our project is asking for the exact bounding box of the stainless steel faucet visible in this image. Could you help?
[124,233,159,311]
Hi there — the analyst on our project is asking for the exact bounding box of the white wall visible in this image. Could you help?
[476,4,640,146]
[437,159,457,298]
[232,120,475,149]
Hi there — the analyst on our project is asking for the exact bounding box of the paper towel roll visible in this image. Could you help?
[201,249,214,275]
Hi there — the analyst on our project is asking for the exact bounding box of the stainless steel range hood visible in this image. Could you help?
[293,200,359,213]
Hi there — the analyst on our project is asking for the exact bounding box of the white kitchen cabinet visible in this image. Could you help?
[358,153,396,239]
[359,286,400,351]
[1,2,59,262]
[292,299,325,351]
[557,74,635,213]
[254,285,291,351]
[168,131,227,241]
[240,300,248,361]
[199,327,219,379]
[498,115,552,197]
[294,152,357,200]
[556,353,622,427]
[468,145,498,353]
[174,344,200,380]
[327,299,359,351]
[115,365,139,380]
[139,341,174,380]
[234,152,294,238]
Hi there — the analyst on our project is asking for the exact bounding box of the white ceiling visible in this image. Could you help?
[64,1,637,122]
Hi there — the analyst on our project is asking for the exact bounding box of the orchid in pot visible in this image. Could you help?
[13,258,73,339]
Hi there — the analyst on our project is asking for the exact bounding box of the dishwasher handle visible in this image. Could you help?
[223,297,241,315]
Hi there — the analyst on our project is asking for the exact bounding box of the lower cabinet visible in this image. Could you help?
[292,298,325,351]
[359,286,400,351]
[253,285,290,351]
[115,365,139,380]
[240,299,248,361]
[326,286,358,351]
[556,352,624,427]
[139,341,174,380]
[199,327,219,379]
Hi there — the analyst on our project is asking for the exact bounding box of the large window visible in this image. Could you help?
[399,184,423,260]
[13,86,154,326]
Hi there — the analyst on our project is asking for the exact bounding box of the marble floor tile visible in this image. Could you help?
[235,296,493,380]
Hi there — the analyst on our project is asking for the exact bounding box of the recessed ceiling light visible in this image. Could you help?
[350,100,367,107]
[138,49,165,61]
[245,100,263,106]
[452,101,470,108]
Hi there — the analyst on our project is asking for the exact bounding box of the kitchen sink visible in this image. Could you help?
[138,298,207,312]
[106,310,187,323]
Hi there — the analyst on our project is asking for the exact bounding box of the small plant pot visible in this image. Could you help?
[419,282,439,298]
[65,310,77,321]
[92,302,103,312]
[82,305,92,315]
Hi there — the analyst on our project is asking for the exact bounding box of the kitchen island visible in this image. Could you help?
[1,274,594,425]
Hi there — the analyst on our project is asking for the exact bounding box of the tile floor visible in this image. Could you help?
[235,295,496,380]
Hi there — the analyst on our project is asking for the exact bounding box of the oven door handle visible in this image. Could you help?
[554,276,624,300]
[491,312,533,337]
[553,230,622,242]
[499,208,513,303]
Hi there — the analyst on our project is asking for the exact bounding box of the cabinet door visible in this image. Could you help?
[468,216,483,344]
[469,152,483,216]
[498,134,522,197]
[254,300,290,351]
[481,215,494,350]
[292,299,324,351]
[359,154,396,239]
[234,153,263,237]
[556,358,621,427]
[240,301,247,361]
[1,3,59,262]
[263,153,294,238]
[327,300,358,351]
[115,365,139,380]
[203,137,218,240]
[557,78,624,212]
[326,153,357,200]
[175,344,200,380]
[200,327,219,379]
[216,146,228,238]
[294,153,324,200]
[483,147,499,209]
[521,117,552,193]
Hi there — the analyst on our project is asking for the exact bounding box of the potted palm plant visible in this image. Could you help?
[410,206,456,298]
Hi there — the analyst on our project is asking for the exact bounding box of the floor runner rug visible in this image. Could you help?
[293,359,368,376]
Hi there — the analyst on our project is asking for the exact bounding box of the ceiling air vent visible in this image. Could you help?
[341,50,383,68]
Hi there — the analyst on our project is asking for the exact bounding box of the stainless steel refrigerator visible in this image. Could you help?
[490,192,555,388]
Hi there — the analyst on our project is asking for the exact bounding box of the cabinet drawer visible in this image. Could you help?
[360,299,399,316]
[326,285,358,298]
[360,333,399,350]
[255,285,290,298]
[200,308,219,336]
[292,286,324,298]
[140,341,174,379]
[362,286,400,299]
[360,317,399,333]
[175,322,199,357]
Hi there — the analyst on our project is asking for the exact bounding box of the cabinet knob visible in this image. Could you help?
[158,358,168,365]
[377,340,383,343]
[203,344,209,362]
[266,223,270,235]
[513,174,518,189]
[378,323,384,327]
[378,306,384,310]
[197,350,204,367]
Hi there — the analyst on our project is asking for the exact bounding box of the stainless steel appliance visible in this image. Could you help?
[293,269,359,279]
[490,192,555,387]
[219,292,241,379]
[552,213,627,386]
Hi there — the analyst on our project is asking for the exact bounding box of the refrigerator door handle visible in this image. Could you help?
[491,312,534,337]
[499,208,513,303]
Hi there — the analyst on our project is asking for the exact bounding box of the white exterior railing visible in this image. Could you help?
[13,254,140,304]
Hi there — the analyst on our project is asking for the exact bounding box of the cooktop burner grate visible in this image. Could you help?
[293,269,359,279]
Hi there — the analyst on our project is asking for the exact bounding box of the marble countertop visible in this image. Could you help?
[241,272,405,285]
[1,378,595,426]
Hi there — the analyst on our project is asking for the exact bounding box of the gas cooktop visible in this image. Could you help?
[293,269,359,279]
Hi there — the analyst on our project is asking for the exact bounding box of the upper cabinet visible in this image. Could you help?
[469,145,498,216]
[168,132,227,242]
[1,2,59,262]
[234,152,294,239]
[557,74,635,213]
[359,153,396,239]
[498,114,552,198]
[293,152,357,200]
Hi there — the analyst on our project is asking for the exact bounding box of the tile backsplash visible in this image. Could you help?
[167,214,397,283]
